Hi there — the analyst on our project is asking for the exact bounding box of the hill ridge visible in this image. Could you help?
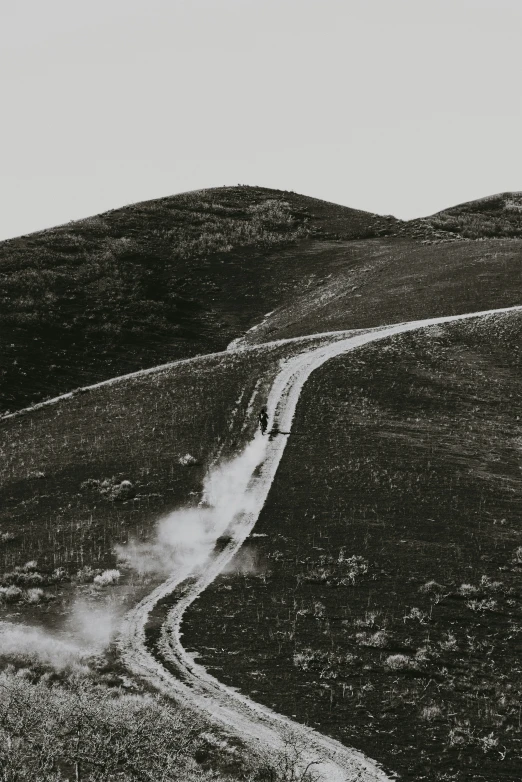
[1,185,521,414]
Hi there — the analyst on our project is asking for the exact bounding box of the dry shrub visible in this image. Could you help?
[355,630,389,648]
[93,569,121,587]
[384,654,417,672]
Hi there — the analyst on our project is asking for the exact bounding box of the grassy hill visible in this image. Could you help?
[0,186,399,414]
[2,186,522,415]
[0,330,344,781]
[233,237,522,345]
[0,332,342,627]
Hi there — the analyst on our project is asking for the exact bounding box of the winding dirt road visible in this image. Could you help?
[118,305,522,782]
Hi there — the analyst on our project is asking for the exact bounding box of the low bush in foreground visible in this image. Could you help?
[0,666,323,782]
[0,669,207,782]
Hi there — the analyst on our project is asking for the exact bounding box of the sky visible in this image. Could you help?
[1,0,521,240]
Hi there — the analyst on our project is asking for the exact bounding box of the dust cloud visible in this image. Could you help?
[0,594,125,671]
[222,544,264,576]
[66,597,122,648]
[0,435,268,670]
[0,621,90,671]
[117,433,267,577]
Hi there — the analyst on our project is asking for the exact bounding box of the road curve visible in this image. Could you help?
[118,305,522,782]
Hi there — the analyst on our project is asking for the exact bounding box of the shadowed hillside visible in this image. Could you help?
[0,186,398,414]
[1,182,522,780]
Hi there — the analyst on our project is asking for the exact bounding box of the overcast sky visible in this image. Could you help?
[1,0,521,240]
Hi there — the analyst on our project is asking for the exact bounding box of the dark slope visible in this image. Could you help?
[184,311,522,782]
[237,237,522,345]
[0,186,399,414]
[0,336,322,628]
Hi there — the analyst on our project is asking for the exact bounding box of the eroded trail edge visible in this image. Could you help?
[118,305,522,782]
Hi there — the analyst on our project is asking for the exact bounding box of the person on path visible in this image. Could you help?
[258,406,269,435]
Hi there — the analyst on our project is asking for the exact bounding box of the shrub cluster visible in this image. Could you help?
[0,668,319,781]
[298,551,369,587]
[0,562,69,605]
[80,477,135,502]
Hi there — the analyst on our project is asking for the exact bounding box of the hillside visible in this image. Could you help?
[230,236,522,346]
[1,212,521,779]
[2,186,522,414]
[184,310,522,782]
[411,191,522,239]
[0,332,347,627]
[7,307,521,781]
[0,186,399,414]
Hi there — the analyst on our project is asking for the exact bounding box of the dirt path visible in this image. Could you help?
[118,305,522,782]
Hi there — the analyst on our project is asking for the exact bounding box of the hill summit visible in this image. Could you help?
[0,186,400,413]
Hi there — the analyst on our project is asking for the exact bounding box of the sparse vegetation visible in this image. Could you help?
[256,732,321,782]
[3,185,522,414]
[80,477,135,502]
[426,192,522,239]
[234,235,522,347]
[0,663,329,782]
[0,333,333,628]
[0,562,68,606]
[355,630,389,648]
[93,569,121,587]
[384,654,417,671]
[297,551,369,587]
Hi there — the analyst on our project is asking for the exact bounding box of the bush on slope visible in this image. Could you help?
[0,666,287,782]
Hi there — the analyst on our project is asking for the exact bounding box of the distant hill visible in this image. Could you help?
[1,185,521,414]
[0,186,400,414]
[411,191,522,239]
